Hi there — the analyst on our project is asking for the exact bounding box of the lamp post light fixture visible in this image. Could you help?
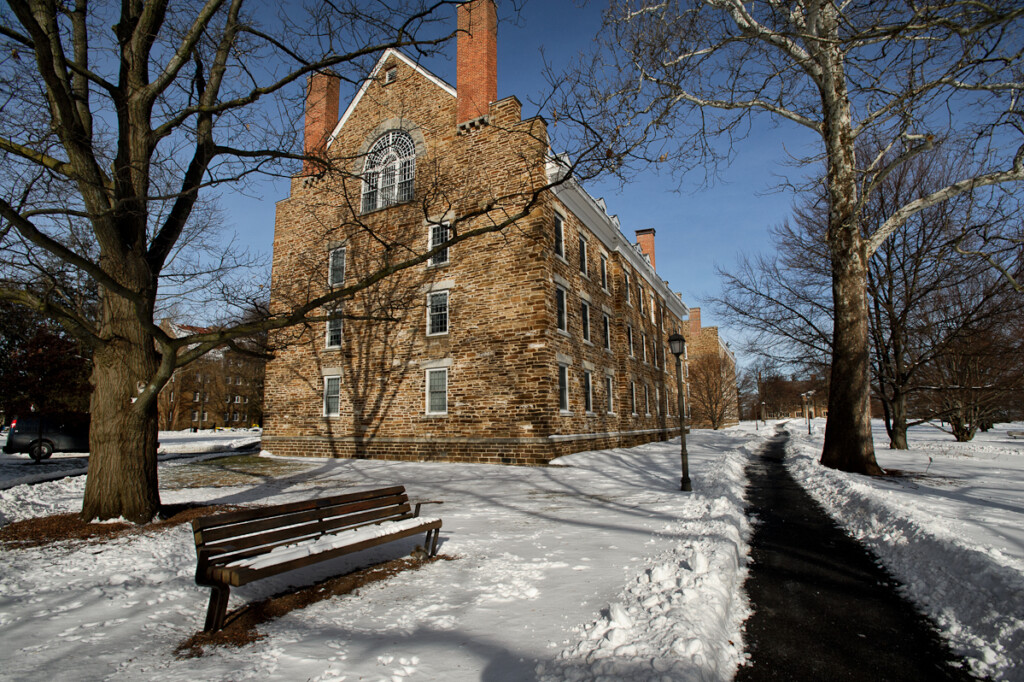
[804,390,815,434]
[668,333,691,492]
[761,401,766,425]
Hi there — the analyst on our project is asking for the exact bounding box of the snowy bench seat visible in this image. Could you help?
[191,485,442,632]
[1009,431,1024,439]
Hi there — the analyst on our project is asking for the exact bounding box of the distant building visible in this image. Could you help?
[157,321,266,431]
[686,308,740,429]
[261,0,693,464]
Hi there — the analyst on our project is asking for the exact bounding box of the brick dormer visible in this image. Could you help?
[456,0,497,127]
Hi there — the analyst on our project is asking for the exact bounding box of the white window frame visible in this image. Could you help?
[326,314,343,349]
[583,370,593,413]
[642,332,648,362]
[554,214,565,259]
[425,368,448,415]
[329,247,346,288]
[624,272,631,304]
[558,364,570,413]
[605,375,614,414]
[644,384,651,416]
[427,290,450,336]
[556,287,568,333]
[627,324,634,357]
[581,299,591,342]
[191,410,199,422]
[602,314,611,351]
[578,233,588,276]
[630,381,637,415]
[638,285,645,316]
[650,294,656,324]
[361,130,415,213]
[428,222,450,267]
[323,375,341,417]
[600,254,608,290]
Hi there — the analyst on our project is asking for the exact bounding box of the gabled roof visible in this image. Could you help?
[327,49,457,148]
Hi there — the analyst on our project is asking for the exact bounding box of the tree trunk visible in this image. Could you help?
[888,389,909,449]
[821,243,884,474]
[81,269,161,522]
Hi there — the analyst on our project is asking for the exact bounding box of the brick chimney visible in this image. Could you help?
[303,71,340,175]
[689,307,702,336]
[456,0,497,125]
[635,228,656,270]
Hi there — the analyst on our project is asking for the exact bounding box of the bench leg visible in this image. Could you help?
[204,584,231,633]
[426,528,440,557]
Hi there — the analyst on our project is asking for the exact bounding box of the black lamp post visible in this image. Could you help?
[668,333,691,491]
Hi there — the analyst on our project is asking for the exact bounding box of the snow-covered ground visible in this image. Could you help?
[1,421,1022,681]
[787,419,1024,681]
[0,429,758,682]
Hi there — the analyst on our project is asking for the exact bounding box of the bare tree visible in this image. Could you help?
[687,352,737,429]
[0,0,604,522]
[563,1,1024,474]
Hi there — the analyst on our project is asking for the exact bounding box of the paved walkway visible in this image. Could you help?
[736,429,978,681]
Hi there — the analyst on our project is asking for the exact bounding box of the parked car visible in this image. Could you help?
[2,413,90,460]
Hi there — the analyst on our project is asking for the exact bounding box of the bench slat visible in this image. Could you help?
[195,493,409,544]
[192,486,406,531]
[211,518,443,587]
[199,504,414,565]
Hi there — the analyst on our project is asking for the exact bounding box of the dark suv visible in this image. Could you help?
[2,413,90,460]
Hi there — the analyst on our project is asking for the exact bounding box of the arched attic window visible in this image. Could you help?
[361,130,415,213]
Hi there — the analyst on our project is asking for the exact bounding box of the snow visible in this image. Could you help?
[0,428,758,681]
[786,419,1024,681]
[0,421,1022,681]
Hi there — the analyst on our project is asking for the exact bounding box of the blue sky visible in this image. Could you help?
[224,1,819,354]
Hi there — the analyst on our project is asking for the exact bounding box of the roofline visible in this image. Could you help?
[328,49,457,148]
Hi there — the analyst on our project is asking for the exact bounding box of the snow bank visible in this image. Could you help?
[786,423,1024,681]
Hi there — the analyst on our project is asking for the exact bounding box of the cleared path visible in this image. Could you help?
[736,429,979,681]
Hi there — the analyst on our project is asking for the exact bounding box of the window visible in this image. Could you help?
[627,324,634,356]
[642,332,648,362]
[169,391,174,402]
[361,130,415,212]
[193,392,200,402]
[630,381,636,415]
[234,395,241,403]
[558,364,569,412]
[653,338,658,368]
[638,285,645,316]
[581,300,591,342]
[583,371,593,413]
[605,375,614,413]
[624,273,631,304]
[202,411,208,421]
[323,376,341,416]
[429,223,450,266]
[656,387,661,415]
[578,234,588,275]
[232,412,239,422]
[426,368,448,415]
[191,410,199,422]
[384,67,397,84]
[556,287,567,332]
[326,314,343,349]
[223,412,230,422]
[329,247,346,287]
[427,291,449,336]
[644,384,650,415]
[554,215,565,258]
[651,294,656,323]
[600,254,608,290]
[602,314,611,351]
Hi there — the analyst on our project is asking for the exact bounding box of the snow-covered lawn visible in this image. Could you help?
[787,419,1024,681]
[0,429,758,682]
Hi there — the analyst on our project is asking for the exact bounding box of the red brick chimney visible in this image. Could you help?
[689,307,702,336]
[303,71,340,175]
[456,0,497,125]
[635,228,656,270]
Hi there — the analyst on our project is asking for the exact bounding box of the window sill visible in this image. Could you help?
[582,339,594,347]
[557,329,571,338]
[559,410,573,416]
[426,261,450,269]
[554,253,568,265]
[424,412,448,418]
[426,332,450,338]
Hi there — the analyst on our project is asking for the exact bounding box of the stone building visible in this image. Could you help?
[262,0,691,464]
[157,321,266,431]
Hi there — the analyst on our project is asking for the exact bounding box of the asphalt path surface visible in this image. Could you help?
[736,428,979,681]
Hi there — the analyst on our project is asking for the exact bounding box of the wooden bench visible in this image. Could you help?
[1009,431,1024,439]
[191,485,442,632]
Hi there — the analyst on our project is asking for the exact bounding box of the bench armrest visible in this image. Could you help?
[413,500,444,517]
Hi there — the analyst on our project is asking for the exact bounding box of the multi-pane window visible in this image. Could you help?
[556,287,567,332]
[581,300,591,342]
[426,368,448,415]
[600,254,608,290]
[326,314,343,348]
[602,314,611,351]
[624,273,631,304]
[558,364,569,411]
[650,294,656,323]
[323,376,341,416]
[638,285,645,316]
[427,291,449,336]
[583,371,593,413]
[578,234,588,275]
[554,215,565,258]
[642,332,648,362]
[329,247,346,287]
[627,324,634,356]
[429,223,450,266]
[605,375,614,413]
[361,130,415,212]
[653,338,658,368]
